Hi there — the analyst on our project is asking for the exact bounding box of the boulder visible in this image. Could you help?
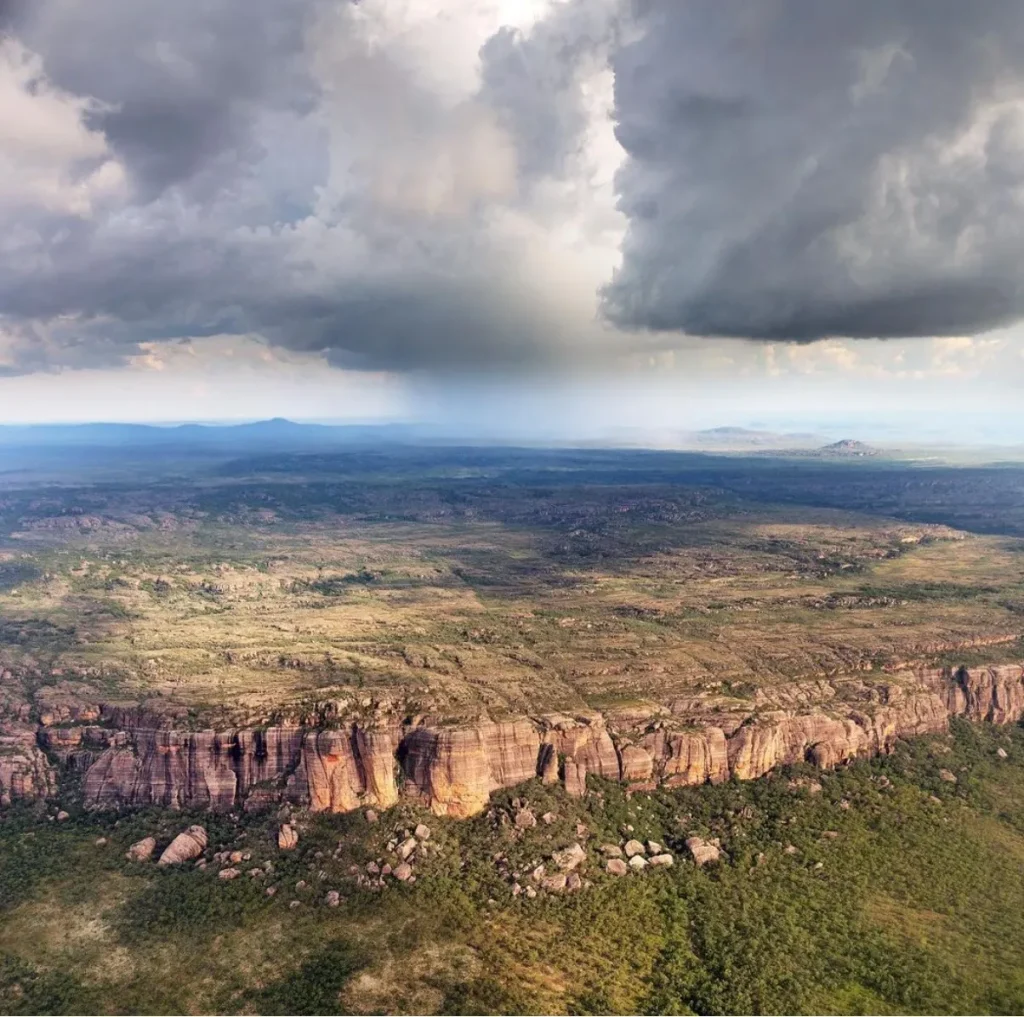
[325,890,341,906]
[606,858,628,876]
[541,812,558,825]
[397,837,418,861]
[649,853,674,867]
[514,807,537,829]
[685,836,720,866]
[551,843,587,871]
[365,809,379,824]
[158,825,207,865]
[278,824,299,850]
[414,823,431,841]
[393,862,413,882]
[566,871,582,891]
[56,810,70,822]
[939,768,957,783]
[218,867,241,880]
[600,844,623,858]
[997,747,1009,759]
[647,840,663,855]
[541,872,568,892]
[628,855,648,871]
[125,836,156,862]
[624,839,646,858]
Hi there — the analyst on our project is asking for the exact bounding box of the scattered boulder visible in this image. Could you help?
[606,858,628,876]
[600,844,623,858]
[325,890,341,907]
[218,867,241,881]
[541,872,568,892]
[365,809,379,824]
[624,839,645,858]
[514,808,537,830]
[628,854,648,871]
[125,837,156,863]
[566,871,583,891]
[551,843,587,872]
[939,768,957,783]
[541,812,558,826]
[229,850,244,864]
[647,840,663,855]
[265,886,277,897]
[649,853,674,867]
[414,823,431,841]
[997,747,1009,759]
[158,825,207,866]
[366,861,380,875]
[783,844,799,855]
[56,810,69,822]
[94,837,108,847]
[525,886,537,899]
[278,824,299,851]
[397,837,418,861]
[685,836,720,866]
[393,862,413,882]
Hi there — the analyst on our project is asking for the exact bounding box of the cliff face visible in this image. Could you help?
[10,663,1024,816]
[0,723,57,805]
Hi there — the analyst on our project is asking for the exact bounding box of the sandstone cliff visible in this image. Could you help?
[6,663,1024,816]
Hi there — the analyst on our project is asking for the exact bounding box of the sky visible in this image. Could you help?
[2,0,1024,441]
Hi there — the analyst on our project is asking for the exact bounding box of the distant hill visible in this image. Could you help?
[819,439,879,457]
[0,419,421,449]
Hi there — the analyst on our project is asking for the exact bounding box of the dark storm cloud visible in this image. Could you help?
[603,0,1024,340]
[0,0,616,376]
[12,0,320,197]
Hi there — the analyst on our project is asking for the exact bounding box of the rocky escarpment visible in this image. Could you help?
[5,664,1024,817]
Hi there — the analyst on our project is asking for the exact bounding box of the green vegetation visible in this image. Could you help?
[2,721,1024,1014]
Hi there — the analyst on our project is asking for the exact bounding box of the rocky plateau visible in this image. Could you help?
[3,664,1024,819]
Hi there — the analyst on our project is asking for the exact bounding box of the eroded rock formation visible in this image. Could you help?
[6,663,1024,817]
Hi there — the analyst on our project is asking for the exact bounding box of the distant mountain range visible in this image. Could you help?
[0,418,422,449]
[0,418,869,454]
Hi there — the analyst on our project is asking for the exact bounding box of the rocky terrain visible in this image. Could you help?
[4,663,1023,821]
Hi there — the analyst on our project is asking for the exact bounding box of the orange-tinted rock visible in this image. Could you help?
[158,825,207,865]
[644,727,729,786]
[618,744,654,782]
[541,712,621,780]
[564,759,587,797]
[956,665,1024,724]
[0,723,56,805]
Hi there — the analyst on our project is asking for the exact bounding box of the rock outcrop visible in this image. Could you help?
[125,836,156,862]
[0,723,56,805]
[157,825,207,865]
[14,661,1024,820]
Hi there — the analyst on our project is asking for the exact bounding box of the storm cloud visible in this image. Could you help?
[604,0,1024,340]
[0,0,621,375]
[7,0,1024,380]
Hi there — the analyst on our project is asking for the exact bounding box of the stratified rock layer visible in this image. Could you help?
[10,663,1024,817]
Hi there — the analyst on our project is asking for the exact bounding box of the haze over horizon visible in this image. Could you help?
[3,0,1024,440]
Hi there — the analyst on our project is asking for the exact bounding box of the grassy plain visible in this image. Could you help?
[3,446,1024,720]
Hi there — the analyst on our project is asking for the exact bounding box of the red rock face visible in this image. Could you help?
[0,723,56,805]
[956,665,1024,724]
[540,712,621,780]
[32,660,1024,818]
[643,727,730,786]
